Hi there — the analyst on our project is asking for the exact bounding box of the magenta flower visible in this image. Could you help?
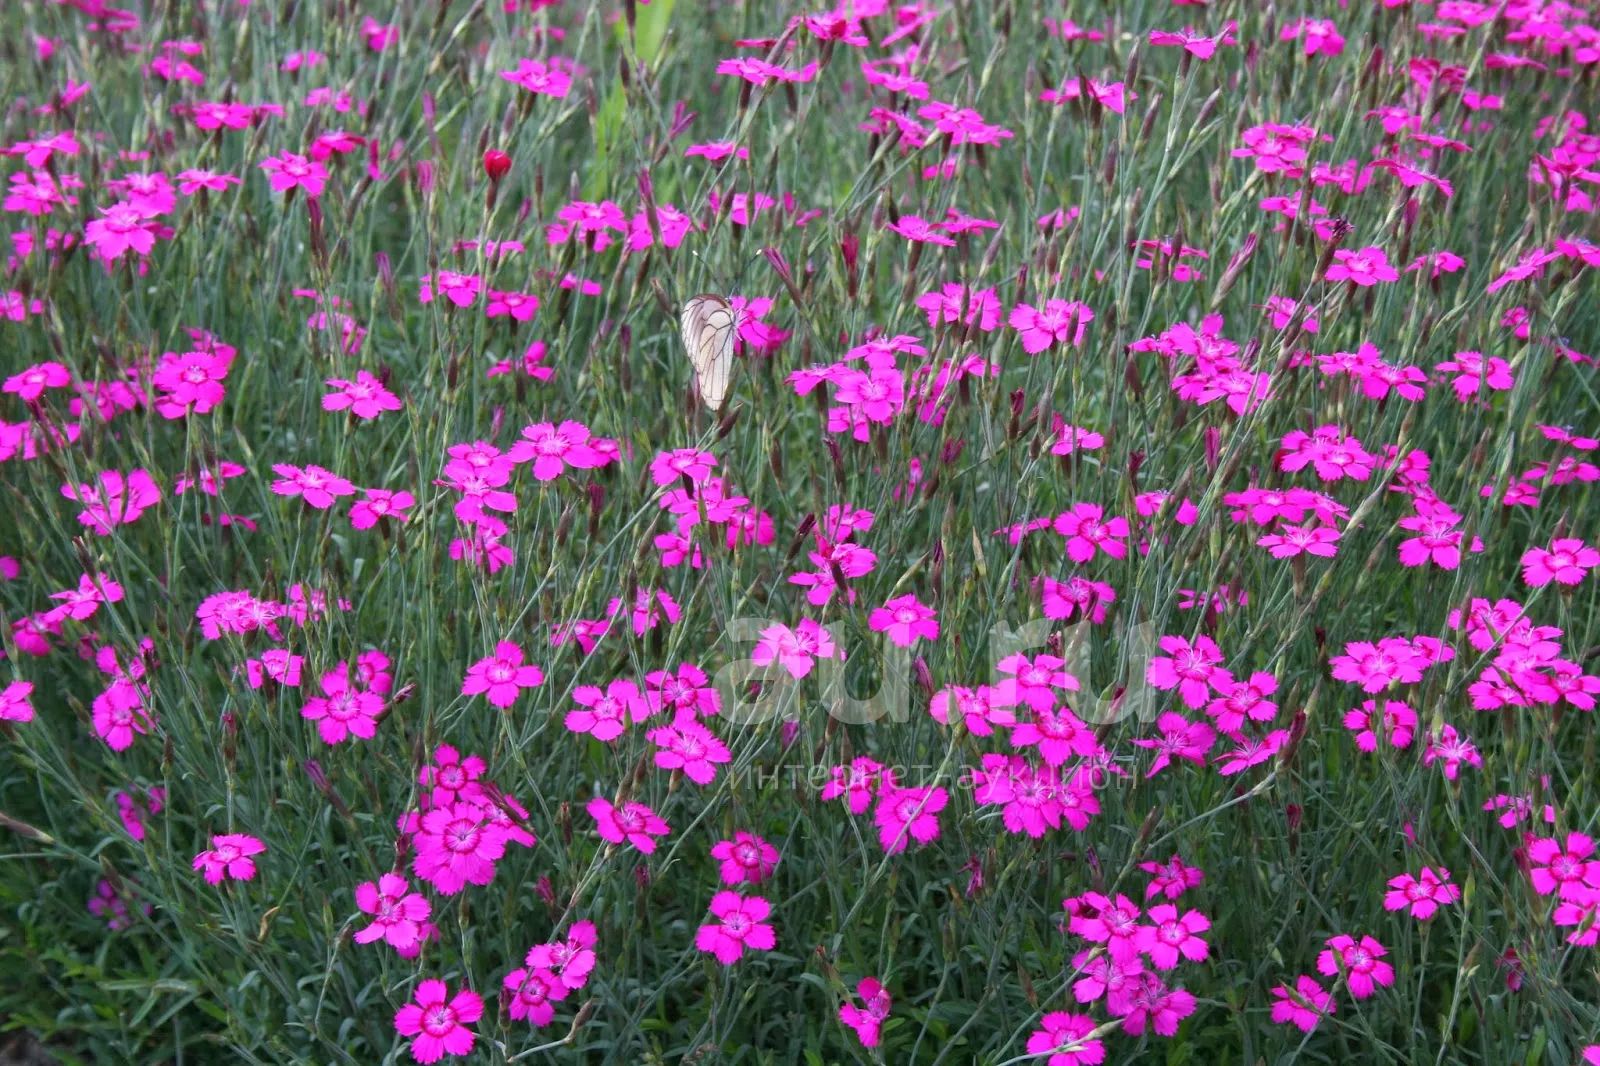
[270,463,355,509]
[1138,854,1205,900]
[1269,975,1336,1032]
[1025,1011,1105,1065]
[1383,867,1460,920]
[1136,905,1211,969]
[322,371,401,419]
[868,594,939,648]
[260,152,328,197]
[874,785,948,854]
[192,833,265,884]
[1435,351,1515,402]
[1325,246,1399,286]
[1146,635,1226,708]
[647,718,731,784]
[1317,935,1395,999]
[83,202,160,261]
[1521,539,1599,587]
[1131,713,1216,777]
[839,977,892,1048]
[751,619,840,680]
[508,420,609,480]
[587,796,670,853]
[565,679,646,742]
[711,831,781,886]
[1341,699,1417,752]
[526,921,598,992]
[1329,639,1427,692]
[393,979,482,1063]
[1422,724,1481,780]
[1527,833,1600,900]
[300,674,385,745]
[63,469,162,534]
[92,678,152,751]
[502,965,568,1027]
[500,57,572,97]
[1008,299,1094,353]
[412,800,508,895]
[694,891,776,964]
[0,680,34,723]
[1257,523,1341,558]
[1053,502,1130,562]
[350,488,415,530]
[354,874,431,951]
[3,361,70,401]
[462,641,545,709]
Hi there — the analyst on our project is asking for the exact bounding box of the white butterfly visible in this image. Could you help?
[679,293,738,412]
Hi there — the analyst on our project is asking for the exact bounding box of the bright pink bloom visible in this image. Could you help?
[874,785,948,854]
[1054,503,1130,562]
[839,977,892,1048]
[1521,539,1599,587]
[412,801,508,895]
[711,831,781,886]
[260,152,328,197]
[1325,246,1399,286]
[393,980,482,1063]
[587,796,669,853]
[1317,935,1394,999]
[647,718,732,784]
[1146,635,1226,708]
[1025,1011,1105,1065]
[751,619,840,680]
[869,594,939,648]
[1528,833,1600,900]
[270,464,355,509]
[0,680,34,723]
[508,420,609,480]
[1383,867,1460,920]
[354,874,431,951]
[1008,300,1094,353]
[1269,975,1335,1031]
[462,642,545,709]
[323,371,401,419]
[192,833,265,884]
[350,488,414,530]
[694,891,776,964]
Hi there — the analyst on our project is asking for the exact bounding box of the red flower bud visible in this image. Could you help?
[482,149,511,182]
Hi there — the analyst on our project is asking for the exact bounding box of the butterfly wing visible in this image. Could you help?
[680,294,737,412]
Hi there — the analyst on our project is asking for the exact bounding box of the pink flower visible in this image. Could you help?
[874,785,948,854]
[1527,833,1600,900]
[1025,1011,1105,1065]
[92,678,153,751]
[751,619,840,680]
[1136,905,1211,969]
[1146,635,1226,708]
[0,680,34,723]
[1008,299,1095,353]
[500,57,572,97]
[461,641,545,709]
[526,920,598,991]
[300,671,385,745]
[1257,523,1341,558]
[1325,246,1399,286]
[3,361,70,401]
[1054,503,1130,562]
[1435,351,1515,402]
[694,892,776,964]
[83,202,160,262]
[354,874,432,951]
[350,488,415,530]
[412,801,508,895]
[647,718,732,784]
[393,979,482,1063]
[1131,713,1215,777]
[1138,854,1205,900]
[419,745,486,807]
[322,371,401,419]
[1317,935,1394,999]
[839,977,892,1048]
[1342,699,1417,752]
[1423,724,1481,780]
[868,594,939,648]
[192,833,265,884]
[63,469,162,534]
[1383,867,1460,920]
[564,679,647,742]
[1269,975,1335,1031]
[270,463,355,509]
[1521,539,1599,587]
[711,832,781,886]
[587,796,669,853]
[508,420,609,480]
[502,965,567,1027]
[259,152,328,197]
